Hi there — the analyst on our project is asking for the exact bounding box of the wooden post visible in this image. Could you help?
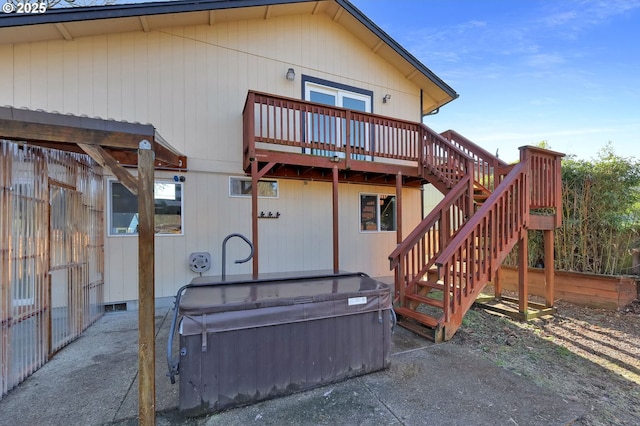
[632,249,640,276]
[518,230,528,315]
[249,161,276,279]
[251,160,259,279]
[494,265,502,300]
[137,140,155,426]
[396,172,402,244]
[344,111,351,170]
[544,229,555,307]
[332,166,339,273]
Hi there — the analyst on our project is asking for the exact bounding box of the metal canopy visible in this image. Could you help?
[0,106,186,173]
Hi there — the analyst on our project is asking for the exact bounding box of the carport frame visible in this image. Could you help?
[0,106,186,425]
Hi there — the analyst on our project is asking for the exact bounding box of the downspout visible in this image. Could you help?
[420,89,441,120]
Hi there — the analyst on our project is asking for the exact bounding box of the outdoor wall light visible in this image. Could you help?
[330,155,341,163]
[286,68,295,81]
[383,94,391,103]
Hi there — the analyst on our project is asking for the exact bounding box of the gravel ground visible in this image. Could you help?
[451,298,640,425]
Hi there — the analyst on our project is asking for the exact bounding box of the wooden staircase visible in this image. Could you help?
[389,129,564,342]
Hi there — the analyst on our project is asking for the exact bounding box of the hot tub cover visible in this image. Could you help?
[179,273,391,335]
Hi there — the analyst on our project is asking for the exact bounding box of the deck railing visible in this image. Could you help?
[440,129,508,191]
[243,91,475,187]
[244,91,421,164]
[434,147,563,339]
[521,146,563,226]
[388,169,474,306]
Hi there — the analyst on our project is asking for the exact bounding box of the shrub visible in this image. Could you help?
[507,143,640,275]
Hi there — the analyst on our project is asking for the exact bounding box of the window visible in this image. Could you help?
[360,194,396,232]
[229,177,279,198]
[109,180,183,236]
[303,76,373,160]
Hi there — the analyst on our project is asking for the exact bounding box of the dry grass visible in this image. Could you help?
[452,299,640,425]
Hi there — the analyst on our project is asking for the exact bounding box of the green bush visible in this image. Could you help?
[507,144,640,275]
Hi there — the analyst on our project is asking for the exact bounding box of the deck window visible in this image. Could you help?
[108,180,183,236]
[303,76,373,160]
[360,193,396,232]
[229,177,279,198]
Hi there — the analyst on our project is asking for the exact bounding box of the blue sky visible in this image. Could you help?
[351,0,640,163]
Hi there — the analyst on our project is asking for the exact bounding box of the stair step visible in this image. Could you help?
[397,319,437,342]
[416,280,444,291]
[394,306,440,329]
[405,293,444,309]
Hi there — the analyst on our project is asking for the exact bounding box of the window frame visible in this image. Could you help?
[302,76,374,160]
[229,176,279,198]
[359,192,397,233]
[107,179,184,237]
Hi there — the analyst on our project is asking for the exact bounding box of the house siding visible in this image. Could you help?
[1,12,424,302]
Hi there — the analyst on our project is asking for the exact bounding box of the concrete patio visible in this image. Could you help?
[0,306,584,425]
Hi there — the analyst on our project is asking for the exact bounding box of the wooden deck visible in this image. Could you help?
[243,91,565,342]
[243,91,472,189]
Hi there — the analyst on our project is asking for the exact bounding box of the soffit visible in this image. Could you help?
[0,0,456,113]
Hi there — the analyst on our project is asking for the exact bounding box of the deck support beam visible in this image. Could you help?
[332,166,339,273]
[544,229,555,307]
[518,230,528,315]
[251,161,259,278]
[78,143,139,195]
[494,264,502,299]
[251,161,277,278]
[137,140,155,426]
[396,172,403,244]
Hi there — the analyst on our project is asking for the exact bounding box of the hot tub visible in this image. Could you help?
[167,272,393,416]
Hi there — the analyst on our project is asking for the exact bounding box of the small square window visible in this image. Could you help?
[109,180,183,236]
[360,193,396,232]
[229,177,278,198]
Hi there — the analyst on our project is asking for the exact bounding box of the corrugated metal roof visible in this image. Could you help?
[0,105,186,169]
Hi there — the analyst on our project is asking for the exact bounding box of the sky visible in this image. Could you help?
[350,0,640,163]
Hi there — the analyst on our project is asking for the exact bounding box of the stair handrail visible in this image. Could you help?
[419,125,474,190]
[440,129,508,191]
[434,159,531,331]
[389,159,474,306]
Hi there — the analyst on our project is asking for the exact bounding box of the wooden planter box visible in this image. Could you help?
[497,266,638,310]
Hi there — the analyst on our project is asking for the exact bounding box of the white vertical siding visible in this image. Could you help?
[423,184,445,216]
[2,12,428,302]
[0,45,13,103]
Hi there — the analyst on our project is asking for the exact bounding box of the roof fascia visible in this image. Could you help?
[0,0,458,107]
[0,0,312,27]
[335,0,458,103]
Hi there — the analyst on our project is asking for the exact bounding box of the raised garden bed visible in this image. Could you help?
[496,266,638,310]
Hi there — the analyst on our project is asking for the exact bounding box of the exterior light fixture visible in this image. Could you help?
[286,68,295,81]
[330,155,341,163]
[383,94,391,103]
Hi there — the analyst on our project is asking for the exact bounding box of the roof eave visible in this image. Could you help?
[336,0,458,108]
[0,0,458,112]
[0,0,313,27]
